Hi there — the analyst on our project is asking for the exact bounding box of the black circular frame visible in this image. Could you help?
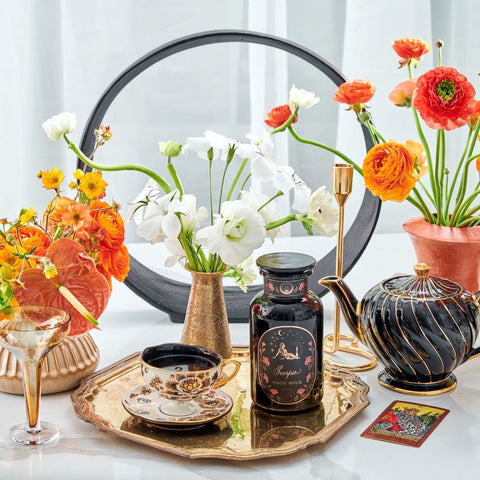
[78,30,381,323]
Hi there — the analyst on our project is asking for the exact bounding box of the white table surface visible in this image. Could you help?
[1,232,479,480]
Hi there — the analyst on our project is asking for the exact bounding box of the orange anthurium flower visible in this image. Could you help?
[12,238,110,336]
[333,80,376,113]
[362,142,417,202]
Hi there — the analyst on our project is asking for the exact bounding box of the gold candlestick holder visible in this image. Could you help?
[323,164,377,371]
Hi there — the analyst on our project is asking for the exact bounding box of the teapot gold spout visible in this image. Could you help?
[320,263,480,395]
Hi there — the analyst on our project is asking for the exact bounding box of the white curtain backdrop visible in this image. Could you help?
[2,0,480,238]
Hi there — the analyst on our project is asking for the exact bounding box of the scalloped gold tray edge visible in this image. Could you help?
[71,347,370,460]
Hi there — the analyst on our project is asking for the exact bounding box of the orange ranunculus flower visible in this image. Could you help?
[43,196,78,235]
[97,244,130,287]
[89,201,125,249]
[362,142,417,202]
[476,157,480,179]
[403,140,428,180]
[412,66,476,131]
[333,80,376,113]
[468,100,480,128]
[389,79,417,107]
[264,104,297,129]
[15,226,51,257]
[392,37,431,66]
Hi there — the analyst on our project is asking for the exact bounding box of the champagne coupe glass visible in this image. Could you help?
[0,305,71,446]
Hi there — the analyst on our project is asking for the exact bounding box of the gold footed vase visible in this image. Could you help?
[181,267,232,359]
[0,332,99,395]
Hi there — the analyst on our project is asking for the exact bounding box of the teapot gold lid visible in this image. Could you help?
[382,262,463,299]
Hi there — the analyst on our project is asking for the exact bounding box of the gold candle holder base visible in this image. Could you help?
[323,333,377,372]
[323,163,377,372]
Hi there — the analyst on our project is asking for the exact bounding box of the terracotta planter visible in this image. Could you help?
[0,332,99,395]
[181,267,232,359]
[403,216,480,294]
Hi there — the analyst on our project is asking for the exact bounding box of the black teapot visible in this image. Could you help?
[320,263,480,394]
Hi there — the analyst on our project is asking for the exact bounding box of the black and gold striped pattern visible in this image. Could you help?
[320,263,480,395]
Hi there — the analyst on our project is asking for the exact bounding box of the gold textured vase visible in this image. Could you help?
[181,267,232,359]
[0,332,99,395]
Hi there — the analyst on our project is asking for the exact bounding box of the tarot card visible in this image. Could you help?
[361,400,449,447]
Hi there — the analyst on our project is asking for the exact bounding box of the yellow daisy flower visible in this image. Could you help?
[78,171,108,199]
[41,167,64,190]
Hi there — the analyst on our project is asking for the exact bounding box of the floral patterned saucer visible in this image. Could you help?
[122,385,233,429]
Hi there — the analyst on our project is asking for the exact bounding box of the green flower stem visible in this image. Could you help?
[218,152,235,212]
[454,183,480,225]
[226,158,249,201]
[409,188,434,223]
[466,116,480,160]
[445,128,472,212]
[407,62,414,80]
[179,232,200,272]
[208,157,214,225]
[457,214,480,227]
[269,106,299,135]
[287,126,363,176]
[411,108,436,203]
[450,154,480,225]
[237,173,252,199]
[435,129,446,224]
[265,213,298,231]
[64,135,172,194]
[167,158,184,198]
[258,191,284,212]
[416,178,436,206]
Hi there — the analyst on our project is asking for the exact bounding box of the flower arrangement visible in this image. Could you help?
[0,119,129,335]
[265,37,480,227]
[42,90,339,291]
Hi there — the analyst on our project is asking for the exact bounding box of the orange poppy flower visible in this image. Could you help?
[333,80,376,113]
[362,142,417,202]
[264,104,297,129]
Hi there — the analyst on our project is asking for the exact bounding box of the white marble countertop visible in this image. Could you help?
[1,233,479,480]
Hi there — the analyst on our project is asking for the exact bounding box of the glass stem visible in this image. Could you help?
[19,354,42,431]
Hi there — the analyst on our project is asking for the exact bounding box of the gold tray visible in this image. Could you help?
[71,347,369,460]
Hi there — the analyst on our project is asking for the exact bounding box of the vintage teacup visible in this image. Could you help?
[140,343,240,416]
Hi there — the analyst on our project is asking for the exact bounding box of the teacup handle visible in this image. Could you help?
[214,359,241,388]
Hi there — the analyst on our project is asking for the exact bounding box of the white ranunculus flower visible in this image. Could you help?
[178,194,208,232]
[289,85,320,109]
[42,112,77,141]
[128,189,184,244]
[196,200,266,266]
[182,130,237,161]
[241,190,282,241]
[308,186,339,237]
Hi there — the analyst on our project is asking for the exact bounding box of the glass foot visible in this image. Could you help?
[9,421,60,446]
